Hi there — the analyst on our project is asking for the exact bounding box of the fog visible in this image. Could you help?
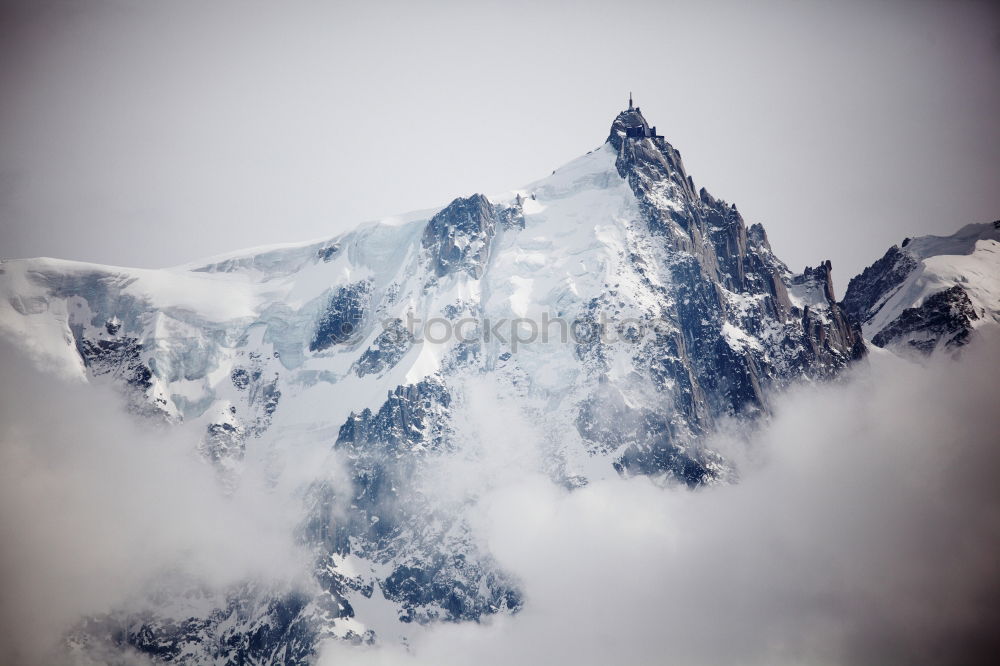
[320,333,1000,666]
[2,327,1000,665]
[0,341,315,665]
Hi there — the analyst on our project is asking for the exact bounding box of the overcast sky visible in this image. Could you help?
[1,0,998,293]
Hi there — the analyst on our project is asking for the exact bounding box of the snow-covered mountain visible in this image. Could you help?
[842,220,1000,354]
[0,102,867,663]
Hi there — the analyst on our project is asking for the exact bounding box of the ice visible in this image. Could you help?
[863,227,1000,339]
[722,322,764,352]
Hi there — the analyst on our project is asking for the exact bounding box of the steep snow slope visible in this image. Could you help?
[0,104,865,663]
[842,220,1000,354]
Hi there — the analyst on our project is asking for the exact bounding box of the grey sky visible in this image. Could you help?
[1,0,998,294]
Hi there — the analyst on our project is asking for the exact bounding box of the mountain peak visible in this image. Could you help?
[608,96,663,147]
[842,218,1000,352]
[0,96,872,662]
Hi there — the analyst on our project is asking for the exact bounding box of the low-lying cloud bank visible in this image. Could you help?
[2,330,999,666]
[0,342,312,665]
[321,332,1000,666]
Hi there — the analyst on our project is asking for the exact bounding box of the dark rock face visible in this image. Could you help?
[310,281,373,351]
[872,285,979,353]
[591,107,865,482]
[70,323,166,417]
[231,367,252,390]
[75,333,153,393]
[841,221,999,352]
[422,194,498,279]
[72,583,323,665]
[337,380,452,461]
[354,318,414,377]
[499,196,526,230]
[317,242,340,262]
[841,245,919,325]
[792,262,867,367]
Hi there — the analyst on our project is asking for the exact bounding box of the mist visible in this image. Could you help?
[0,341,315,665]
[2,327,999,665]
[319,332,1000,666]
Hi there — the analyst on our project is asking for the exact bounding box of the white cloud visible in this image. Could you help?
[320,330,1000,666]
[4,326,1000,666]
[0,341,313,665]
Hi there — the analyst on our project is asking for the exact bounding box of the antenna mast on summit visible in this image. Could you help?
[629,92,633,110]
